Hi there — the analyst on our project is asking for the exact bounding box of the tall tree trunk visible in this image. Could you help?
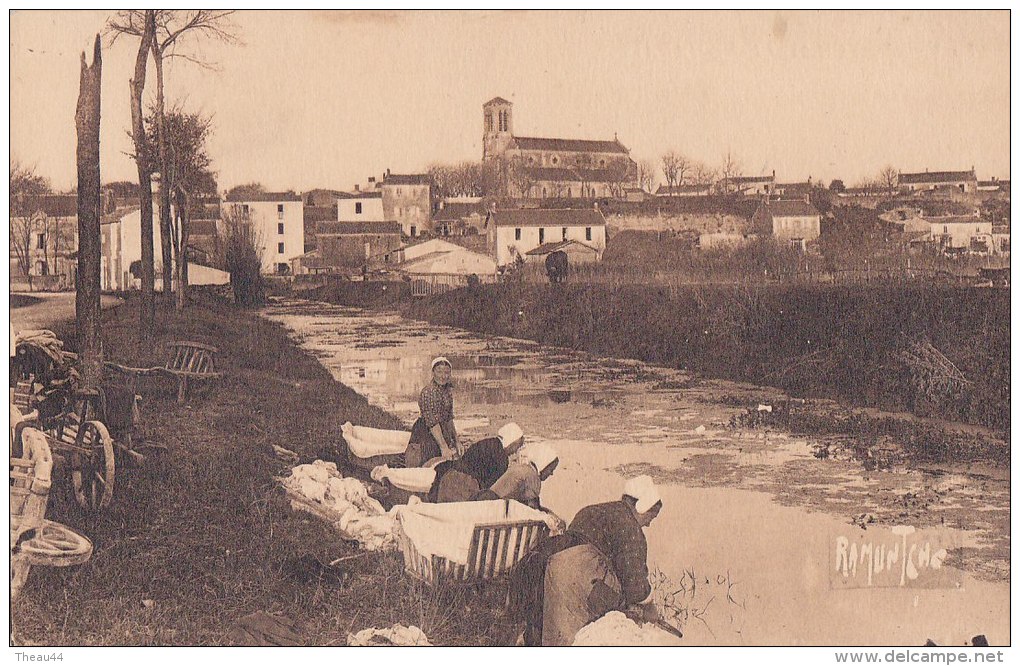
[75,34,103,390]
[130,10,156,336]
[174,189,190,311]
[152,44,174,300]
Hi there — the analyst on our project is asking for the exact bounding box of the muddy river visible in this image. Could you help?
[264,299,1009,646]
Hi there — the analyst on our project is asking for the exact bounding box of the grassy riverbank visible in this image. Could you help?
[14,292,515,646]
[400,282,1009,462]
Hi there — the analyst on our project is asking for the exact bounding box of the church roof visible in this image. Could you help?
[484,96,512,106]
[510,136,629,154]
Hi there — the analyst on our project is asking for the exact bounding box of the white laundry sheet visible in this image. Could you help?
[371,465,437,493]
[573,611,683,646]
[341,422,411,458]
[395,499,548,566]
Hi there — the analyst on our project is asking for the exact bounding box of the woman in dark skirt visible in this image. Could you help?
[405,356,460,467]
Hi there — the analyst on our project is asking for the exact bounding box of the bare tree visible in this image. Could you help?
[107,9,157,334]
[691,161,717,187]
[10,160,50,277]
[719,150,742,193]
[508,156,536,199]
[75,35,104,389]
[661,152,680,194]
[880,166,899,194]
[637,159,657,193]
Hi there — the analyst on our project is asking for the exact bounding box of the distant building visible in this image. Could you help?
[380,173,431,238]
[303,189,345,207]
[753,199,821,243]
[923,215,992,251]
[897,169,978,194]
[774,181,814,199]
[224,191,304,274]
[338,191,385,221]
[991,225,1010,256]
[101,202,171,291]
[485,208,607,266]
[721,173,775,196]
[655,184,712,198]
[395,239,497,278]
[9,194,81,289]
[310,221,403,272]
[481,96,637,199]
[524,239,601,265]
[432,199,488,236]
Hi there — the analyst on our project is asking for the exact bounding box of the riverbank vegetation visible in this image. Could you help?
[13,292,513,645]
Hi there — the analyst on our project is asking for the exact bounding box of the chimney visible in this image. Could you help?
[368,177,375,184]
[354,184,360,192]
[386,168,391,178]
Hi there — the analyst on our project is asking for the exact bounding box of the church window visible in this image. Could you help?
[562,227,568,240]
[486,112,493,132]
[539,228,545,244]
[542,188,547,198]
[600,159,606,167]
[586,227,592,241]
[567,188,572,197]
[355,202,363,214]
[552,156,559,165]
[528,156,534,164]
[515,228,522,241]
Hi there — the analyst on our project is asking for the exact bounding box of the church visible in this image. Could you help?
[482,97,638,199]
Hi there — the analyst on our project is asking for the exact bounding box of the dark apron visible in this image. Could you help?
[405,417,441,468]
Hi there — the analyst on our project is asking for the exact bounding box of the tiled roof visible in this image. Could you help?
[225,191,303,202]
[921,215,985,225]
[728,175,775,184]
[524,240,599,255]
[316,221,402,235]
[765,200,820,218]
[655,184,711,195]
[488,208,606,228]
[484,96,512,107]
[511,136,629,154]
[382,174,431,186]
[304,206,337,223]
[14,194,79,218]
[899,170,976,185]
[525,166,628,183]
[433,202,487,221]
[337,191,382,199]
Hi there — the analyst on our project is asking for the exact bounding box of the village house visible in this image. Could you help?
[897,169,978,194]
[380,172,431,238]
[752,198,822,245]
[923,214,993,251]
[303,205,337,253]
[991,225,1010,256]
[431,199,488,237]
[297,221,403,274]
[721,172,776,196]
[224,191,305,274]
[481,96,637,199]
[338,190,385,221]
[485,208,607,266]
[9,194,83,290]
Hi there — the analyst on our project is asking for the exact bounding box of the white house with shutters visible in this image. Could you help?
[485,208,607,266]
[224,192,304,274]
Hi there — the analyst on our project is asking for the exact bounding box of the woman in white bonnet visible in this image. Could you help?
[406,356,460,466]
[536,475,663,646]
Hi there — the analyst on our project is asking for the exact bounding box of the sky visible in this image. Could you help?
[9,10,1011,193]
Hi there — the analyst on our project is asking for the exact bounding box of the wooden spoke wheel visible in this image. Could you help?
[70,420,115,511]
[19,519,94,567]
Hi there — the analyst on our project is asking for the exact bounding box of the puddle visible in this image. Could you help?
[263,299,1010,646]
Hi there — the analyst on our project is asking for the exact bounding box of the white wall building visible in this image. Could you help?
[224,192,304,274]
[486,209,607,266]
[337,192,385,221]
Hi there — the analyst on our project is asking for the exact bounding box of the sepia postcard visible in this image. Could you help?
[8,9,1011,661]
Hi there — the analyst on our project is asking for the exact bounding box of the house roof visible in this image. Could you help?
[524,166,627,183]
[382,174,431,186]
[899,170,977,185]
[433,202,487,221]
[14,194,79,218]
[316,221,402,235]
[225,191,303,202]
[765,200,820,218]
[524,240,599,256]
[511,136,629,154]
[337,191,383,199]
[484,96,512,107]
[921,215,985,225]
[727,175,775,184]
[488,208,606,228]
[655,184,711,195]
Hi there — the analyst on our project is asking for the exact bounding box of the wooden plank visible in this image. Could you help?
[497,525,512,574]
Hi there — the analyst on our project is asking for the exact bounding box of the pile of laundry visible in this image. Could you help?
[347,624,432,646]
[572,611,683,646]
[281,460,397,551]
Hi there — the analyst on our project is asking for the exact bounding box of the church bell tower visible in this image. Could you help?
[483,96,513,161]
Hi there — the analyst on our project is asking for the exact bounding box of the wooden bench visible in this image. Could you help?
[11,426,93,600]
[107,341,222,404]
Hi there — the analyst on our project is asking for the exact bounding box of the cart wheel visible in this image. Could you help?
[19,519,94,567]
[70,421,115,511]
